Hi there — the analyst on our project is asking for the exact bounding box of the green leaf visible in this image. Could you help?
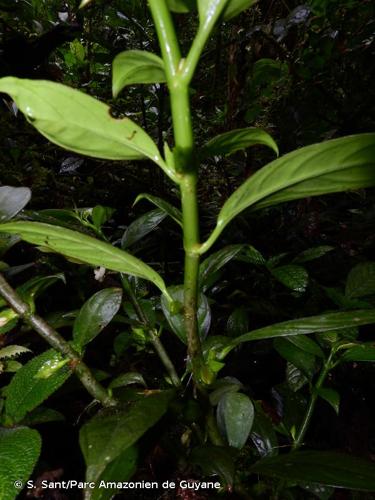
[190,445,237,487]
[199,244,245,290]
[293,246,334,264]
[73,288,122,349]
[341,344,375,362]
[0,186,31,222]
[112,50,166,97]
[274,338,316,379]
[0,427,41,500]
[161,285,211,343]
[79,391,173,482]
[200,127,278,159]
[222,0,258,20]
[251,403,278,457]
[217,392,254,449]
[198,0,228,26]
[5,349,71,424]
[121,209,167,249]
[286,362,308,392]
[209,377,242,405]
[134,193,182,226]
[167,0,197,13]
[250,451,375,491]
[91,206,115,230]
[345,262,375,299]
[286,335,325,358]
[204,134,375,251]
[316,388,340,415]
[226,308,249,337]
[0,345,31,360]
[109,372,147,390]
[0,77,166,168]
[270,265,309,293]
[0,222,170,299]
[21,407,65,426]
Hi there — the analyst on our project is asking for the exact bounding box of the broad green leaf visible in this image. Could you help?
[222,0,258,20]
[250,451,375,491]
[80,391,174,482]
[203,134,375,251]
[0,222,170,299]
[112,50,166,97]
[134,193,182,226]
[293,245,334,264]
[226,308,249,337]
[0,186,31,222]
[274,338,316,379]
[270,264,309,293]
[345,262,375,299]
[199,244,245,290]
[0,427,41,500]
[161,285,211,343]
[121,209,167,249]
[167,0,197,12]
[200,127,278,159]
[109,372,147,390]
[251,403,278,457]
[316,387,340,415]
[5,349,71,423]
[341,344,375,362]
[73,288,122,349]
[190,445,237,487]
[217,392,254,449]
[209,377,242,405]
[0,77,166,168]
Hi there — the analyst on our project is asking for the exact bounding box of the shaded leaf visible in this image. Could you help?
[0,186,31,222]
[293,246,334,264]
[21,407,65,426]
[341,344,375,362]
[217,392,254,449]
[251,403,278,457]
[345,262,375,299]
[167,0,197,13]
[199,244,245,290]
[190,445,237,487]
[316,388,340,415]
[226,308,249,337]
[209,377,242,406]
[121,209,167,249]
[270,265,309,293]
[134,193,182,226]
[222,0,258,20]
[109,372,147,390]
[274,338,316,379]
[286,362,308,392]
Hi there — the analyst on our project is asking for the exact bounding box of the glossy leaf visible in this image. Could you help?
[200,127,278,159]
[5,349,71,424]
[286,335,324,358]
[0,186,31,222]
[113,50,166,97]
[270,264,309,293]
[0,77,166,168]
[190,445,237,487]
[217,392,254,449]
[345,262,375,299]
[121,209,167,249]
[161,285,211,343]
[199,244,245,290]
[109,372,147,389]
[133,193,182,226]
[293,245,334,264]
[204,134,375,250]
[0,427,41,500]
[226,308,249,337]
[80,391,173,482]
[222,0,258,20]
[73,288,122,349]
[0,222,170,298]
[341,344,375,362]
[250,451,375,490]
[316,388,340,415]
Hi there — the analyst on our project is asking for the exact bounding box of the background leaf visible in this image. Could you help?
[270,264,309,292]
[0,186,31,222]
[217,392,254,449]
[345,262,375,299]
[121,209,167,249]
[222,0,258,20]
[133,193,182,226]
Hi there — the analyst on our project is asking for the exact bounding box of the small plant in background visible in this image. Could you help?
[0,0,375,498]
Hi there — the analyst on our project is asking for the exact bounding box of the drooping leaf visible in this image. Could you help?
[73,288,122,349]
[293,246,334,264]
[217,392,254,449]
[270,265,309,293]
[133,193,182,226]
[345,262,375,299]
[222,0,258,20]
[341,344,375,362]
[274,338,316,379]
[250,451,375,491]
[200,127,278,159]
[79,391,174,482]
[316,387,340,415]
[0,222,170,298]
[0,186,31,222]
[112,50,166,97]
[203,134,375,251]
[190,445,238,487]
[0,427,41,500]
[5,349,71,424]
[199,244,245,290]
[121,209,167,249]
[109,372,147,390]
[0,77,166,168]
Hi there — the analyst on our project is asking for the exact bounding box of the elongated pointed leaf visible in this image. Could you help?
[316,388,340,415]
[0,77,166,168]
[0,186,31,222]
[222,0,258,20]
[274,338,316,379]
[199,244,245,289]
[250,451,375,491]
[112,50,166,97]
[121,209,167,249]
[134,193,182,226]
[341,344,375,362]
[0,222,170,298]
[217,392,254,449]
[205,134,375,250]
[0,427,41,500]
[73,288,122,349]
[345,262,375,299]
[200,127,278,159]
[293,246,334,264]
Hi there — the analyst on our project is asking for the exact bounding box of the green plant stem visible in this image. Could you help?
[121,275,181,388]
[0,273,116,408]
[293,349,334,450]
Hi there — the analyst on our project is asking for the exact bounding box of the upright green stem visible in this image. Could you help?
[0,273,116,408]
[293,349,335,450]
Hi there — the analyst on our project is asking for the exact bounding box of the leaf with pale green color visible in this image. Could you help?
[121,209,167,249]
[250,451,375,490]
[316,388,340,415]
[80,391,174,482]
[200,127,278,159]
[217,392,254,449]
[112,51,166,97]
[226,308,249,337]
[197,0,228,27]
[0,345,31,360]
[5,349,71,424]
[167,0,197,12]
[109,372,147,389]
[345,262,375,299]
[293,245,334,264]
[341,344,375,362]
[199,244,245,290]
[133,193,182,226]
[0,222,171,299]
[222,0,258,20]
[0,77,166,168]
[0,427,41,500]
[0,186,31,222]
[190,445,238,487]
[274,338,316,379]
[73,288,122,349]
[203,134,375,251]
[270,264,309,293]
[161,285,211,343]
